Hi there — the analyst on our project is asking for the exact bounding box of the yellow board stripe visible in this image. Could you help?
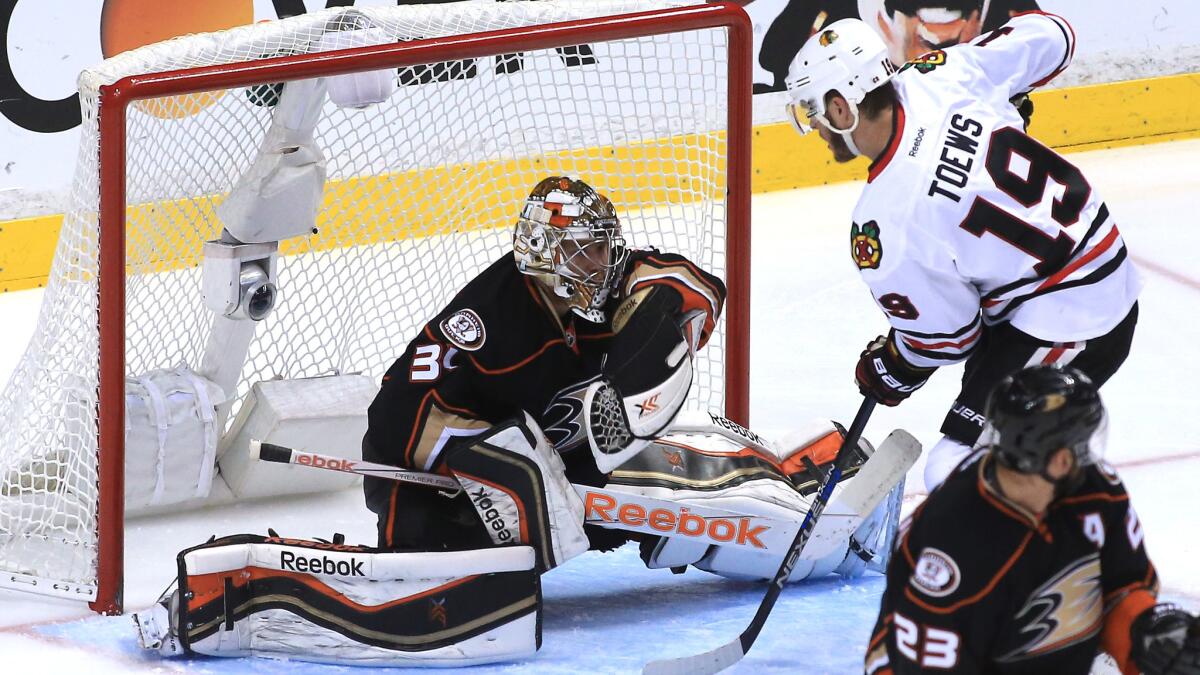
[750,71,1200,193]
[2,72,1198,293]
[3,133,725,292]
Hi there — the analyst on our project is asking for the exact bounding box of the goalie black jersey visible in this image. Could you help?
[866,452,1159,674]
[364,250,725,476]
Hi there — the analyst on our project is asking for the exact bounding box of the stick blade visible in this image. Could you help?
[642,639,744,675]
[834,428,921,518]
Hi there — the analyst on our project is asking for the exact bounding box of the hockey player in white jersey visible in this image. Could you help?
[784,13,1142,490]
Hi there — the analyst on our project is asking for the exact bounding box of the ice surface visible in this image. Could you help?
[0,139,1198,673]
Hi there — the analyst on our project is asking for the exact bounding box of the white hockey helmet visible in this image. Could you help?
[784,19,898,137]
[513,176,628,323]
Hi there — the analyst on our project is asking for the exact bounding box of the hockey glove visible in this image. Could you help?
[854,332,934,407]
[1132,604,1200,675]
[1011,93,1034,130]
[585,286,693,472]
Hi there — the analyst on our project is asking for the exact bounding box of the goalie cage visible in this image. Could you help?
[0,0,751,614]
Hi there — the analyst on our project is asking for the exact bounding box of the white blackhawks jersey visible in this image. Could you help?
[852,12,1142,369]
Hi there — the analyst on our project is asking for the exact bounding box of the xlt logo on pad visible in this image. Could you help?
[280,551,365,576]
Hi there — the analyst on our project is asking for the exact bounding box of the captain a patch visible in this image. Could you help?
[851,221,883,270]
[440,309,486,351]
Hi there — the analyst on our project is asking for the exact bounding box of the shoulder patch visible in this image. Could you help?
[851,220,883,270]
[910,547,961,598]
[900,50,948,74]
[440,309,486,351]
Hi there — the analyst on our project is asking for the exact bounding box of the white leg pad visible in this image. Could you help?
[136,536,541,667]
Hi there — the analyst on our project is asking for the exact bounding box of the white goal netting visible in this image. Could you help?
[0,0,740,605]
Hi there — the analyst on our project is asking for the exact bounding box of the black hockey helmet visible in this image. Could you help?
[884,0,983,17]
[982,365,1105,476]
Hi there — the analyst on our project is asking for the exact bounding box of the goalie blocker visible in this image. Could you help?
[134,534,541,667]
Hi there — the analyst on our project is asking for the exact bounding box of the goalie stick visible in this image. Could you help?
[249,440,799,552]
[641,396,879,675]
[250,424,917,561]
[248,440,463,492]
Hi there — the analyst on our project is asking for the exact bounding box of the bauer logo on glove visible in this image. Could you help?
[855,333,934,406]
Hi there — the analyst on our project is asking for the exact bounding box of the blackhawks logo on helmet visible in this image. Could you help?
[900,50,948,74]
[851,221,883,269]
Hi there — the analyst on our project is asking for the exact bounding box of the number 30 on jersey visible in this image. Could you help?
[409,344,458,382]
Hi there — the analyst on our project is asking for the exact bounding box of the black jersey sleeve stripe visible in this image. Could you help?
[981,203,1109,303]
[641,254,727,304]
[990,245,1127,323]
[467,337,567,375]
[894,313,982,340]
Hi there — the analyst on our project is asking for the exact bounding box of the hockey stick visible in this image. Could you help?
[642,396,878,675]
[248,440,463,492]
[248,440,806,552]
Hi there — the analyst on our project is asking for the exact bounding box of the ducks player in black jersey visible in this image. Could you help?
[865,365,1200,675]
[362,175,902,580]
[362,175,728,568]
[132,177,910,667]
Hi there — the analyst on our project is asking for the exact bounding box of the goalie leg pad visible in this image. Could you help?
[835,476,906,578]
[691,478,905,583]
[610,436,848,578]
[611,423,917,583]
[136,534,541,667]
[444,413,588,571]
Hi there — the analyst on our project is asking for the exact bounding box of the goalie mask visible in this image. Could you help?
[514,176,628,323]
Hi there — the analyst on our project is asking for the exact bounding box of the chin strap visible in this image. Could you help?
[841,128,863,157]
[838,100,864,157]
[817,100,864,157]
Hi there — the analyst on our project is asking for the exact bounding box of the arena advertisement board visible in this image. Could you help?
[745,0,1200,94]
[1,0,1199,216]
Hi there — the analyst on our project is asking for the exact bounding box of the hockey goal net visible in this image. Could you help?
[0,0,750,613]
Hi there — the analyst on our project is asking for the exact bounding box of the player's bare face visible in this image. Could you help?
[817,121,856,164]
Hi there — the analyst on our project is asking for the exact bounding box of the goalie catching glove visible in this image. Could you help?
[585,285,701,472]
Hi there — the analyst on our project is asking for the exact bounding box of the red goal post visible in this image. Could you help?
[86,3,749,614]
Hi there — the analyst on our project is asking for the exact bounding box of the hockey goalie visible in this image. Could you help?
[134,176,915,667]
